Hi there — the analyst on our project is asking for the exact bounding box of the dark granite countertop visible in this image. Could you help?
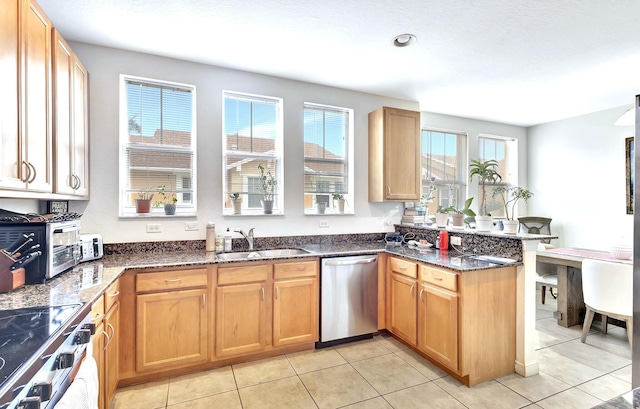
[0,240,521,311]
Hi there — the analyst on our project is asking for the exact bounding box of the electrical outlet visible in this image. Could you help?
[319,220,329,228]
[146,224,162,233]
[451,236,462,245]
[184,222,199,231]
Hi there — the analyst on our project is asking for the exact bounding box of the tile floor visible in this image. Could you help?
[111,288,632,409]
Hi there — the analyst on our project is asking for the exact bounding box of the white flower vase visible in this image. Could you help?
[503,219,519,234]
[475,215,493,232]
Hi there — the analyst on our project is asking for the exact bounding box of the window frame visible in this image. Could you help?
[477,134,518,218]
[118,74,197,217]
[420,128,468,214]
[303,102,354,215]
[222,91,284,215]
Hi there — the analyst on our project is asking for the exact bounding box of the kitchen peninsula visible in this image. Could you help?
[0,228,553,407]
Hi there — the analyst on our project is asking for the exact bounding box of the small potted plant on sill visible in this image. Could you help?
[444,197,476,228]
[135,190,154,214]
[257,163,277,214]
[229,192,242,215]
[155,184,178,215]
[469,159,502,232]
[492,186,534,234]
[332,193,346,214]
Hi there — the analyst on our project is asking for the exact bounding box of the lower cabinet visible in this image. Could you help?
[135,268,209,372]
[273,261,318,347]
[91,279,119,409]
[387,255,516,386]
[104,300,120,407]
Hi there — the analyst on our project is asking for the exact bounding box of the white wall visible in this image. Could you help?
[65,43,423,243]
[527,105,634,248]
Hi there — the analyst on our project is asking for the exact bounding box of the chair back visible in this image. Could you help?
[519,217,552,244]
[581,258,633,317]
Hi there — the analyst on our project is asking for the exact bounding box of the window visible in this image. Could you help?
[478,135,517,218]
[303,103,354,214]
[421,129,467,214]
[119,75,196,216]
[223,92,283,215]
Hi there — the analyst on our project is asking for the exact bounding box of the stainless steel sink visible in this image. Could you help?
[216,248,310,261]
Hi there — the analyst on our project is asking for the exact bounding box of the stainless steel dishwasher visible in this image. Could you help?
[317,254,378,347]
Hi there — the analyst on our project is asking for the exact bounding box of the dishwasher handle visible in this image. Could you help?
[324,257,377,266]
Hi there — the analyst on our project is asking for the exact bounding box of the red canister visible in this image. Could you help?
[439,230,449,250]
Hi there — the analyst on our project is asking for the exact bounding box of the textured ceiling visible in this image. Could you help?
[39,0,640,126]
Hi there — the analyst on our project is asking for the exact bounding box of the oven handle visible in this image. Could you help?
[324,257,377,266]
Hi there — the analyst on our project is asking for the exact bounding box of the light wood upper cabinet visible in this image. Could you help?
[52,29,89,197]
[273,261,318,347]
[368,107,420,202]
[0,0,53,192]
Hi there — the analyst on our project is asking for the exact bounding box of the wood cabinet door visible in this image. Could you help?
[273,277,318,347]
[22,0,52,192]
[216,282,267,358]
[136,288,208,372]
[92,321,105,409]
[418,283,459,371]
[383,107,420,201]
[389,272,417,345]
[71,55,89,196]
[0,0,24,190]
[104,301,120,409]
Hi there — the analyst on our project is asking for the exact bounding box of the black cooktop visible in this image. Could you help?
[0,305,80,390]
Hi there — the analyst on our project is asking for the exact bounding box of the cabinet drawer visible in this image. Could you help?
[389,257,417,279]
[274,260,317,280]
[91,295,105,324]
[218,264,269,285]
[420,265,457,292]
[136,269,207,293]
[104,280,120,312]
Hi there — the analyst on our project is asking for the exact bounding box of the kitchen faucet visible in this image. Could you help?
[234,228,255,250]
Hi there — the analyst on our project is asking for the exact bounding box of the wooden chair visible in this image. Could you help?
[580,258,633,346]
[519,217,556,304]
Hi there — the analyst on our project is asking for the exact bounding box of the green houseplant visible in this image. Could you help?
[135,189,154,214]
[155,184,178,215]
[229,192,242,214]
[492,186,534,233]
[469,159,502,231]
[332,193,346,213]
[258,163,277,214]
[444,197,476,227]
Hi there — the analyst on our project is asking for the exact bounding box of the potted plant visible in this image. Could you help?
[229,192,242,215]
[435,205,449,227]
[469,159,502,231]
[444,197,476,227]
[155,184,178,215]
[332,193,346,213]
[135,190,154,214]
[257,163,277,214]
[492,186,534,233]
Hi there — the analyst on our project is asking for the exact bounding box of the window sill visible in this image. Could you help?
[223,211,284,217]
[119,212,198,219]
[304,212,354,216]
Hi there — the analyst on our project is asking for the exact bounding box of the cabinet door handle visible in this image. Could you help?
[72,174,80,190]
[431,275,443,281]
[202,293,206,308]
[275,287,279,300]
[261,287,265,301]
[107,323,115,338]
[21,161,31,183]
[419,288,424,302]
[102,330,111,351]
[27,162,37,183]
[165,278,182,283]
[387,186,391,195]
[410,285,415,297]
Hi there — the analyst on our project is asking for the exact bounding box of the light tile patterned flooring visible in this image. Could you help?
[111,288,632,409]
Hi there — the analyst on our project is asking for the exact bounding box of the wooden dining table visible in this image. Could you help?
[535,248,632,327]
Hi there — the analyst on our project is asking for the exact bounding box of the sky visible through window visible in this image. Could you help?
[304,109,346,158]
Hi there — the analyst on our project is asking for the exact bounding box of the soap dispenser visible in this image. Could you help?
[224,228,232,252]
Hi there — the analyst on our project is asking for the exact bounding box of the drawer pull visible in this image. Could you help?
[91,312,103,322]
[108,290,120,297]
[164,278,182,283]
[431,276,443,281]
[398,266,406,271]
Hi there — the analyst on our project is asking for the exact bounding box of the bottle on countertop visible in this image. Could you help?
[438,230,449,251]
[206,222,216,252]
[215,233,223,253]
[224,228,232,252]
